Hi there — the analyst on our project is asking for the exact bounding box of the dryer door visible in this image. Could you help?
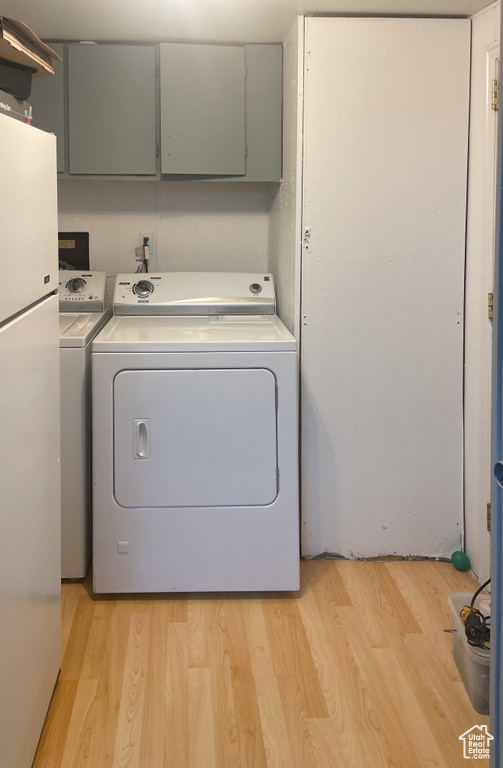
[113,368,278,508]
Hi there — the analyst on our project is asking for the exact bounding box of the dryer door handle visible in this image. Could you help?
[133,419,150,459]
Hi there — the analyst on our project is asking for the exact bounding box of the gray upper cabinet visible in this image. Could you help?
[160,44,246,176]
[34,41,281,181]
[233,45,282,182]
[29,44,65,173]
[160,43,282,181]
[68,44,157,176]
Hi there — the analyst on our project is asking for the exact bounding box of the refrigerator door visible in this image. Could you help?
[0,295,61,768]
[0,115,58,323]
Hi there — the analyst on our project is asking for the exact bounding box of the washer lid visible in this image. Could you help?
[92,314,296,353]
[113,272,276,315]
[59,309,111,348]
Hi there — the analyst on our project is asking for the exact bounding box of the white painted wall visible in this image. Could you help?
[301,18,470,559]
[465,1,500,584]
[269,19,304,335]
[57,180,270,294]
[2,0,493,45]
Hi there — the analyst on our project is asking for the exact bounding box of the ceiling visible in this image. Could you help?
[1,0,494,44]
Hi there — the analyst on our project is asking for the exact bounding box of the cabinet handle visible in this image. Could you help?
[133,419,150,459]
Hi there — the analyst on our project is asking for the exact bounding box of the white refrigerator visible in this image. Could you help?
[0,114,61,767]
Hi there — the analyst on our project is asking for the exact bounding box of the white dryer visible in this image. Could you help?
[92,272,299,593]
[59,271,110,578]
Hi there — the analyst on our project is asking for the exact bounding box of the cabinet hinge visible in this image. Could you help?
[155,143,159,158]
[244,145,248,158]
[492,79,499,111]
[488,292,494,320]
[487,502,492,532]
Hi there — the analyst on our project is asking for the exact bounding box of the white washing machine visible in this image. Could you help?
[59,271,110,578]
[92,272,299,593]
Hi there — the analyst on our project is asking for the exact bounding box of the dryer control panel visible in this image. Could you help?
[113,272,276,316]
[59,271,107,312]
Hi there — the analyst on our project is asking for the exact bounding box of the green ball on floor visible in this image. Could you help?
[451,551,471,571]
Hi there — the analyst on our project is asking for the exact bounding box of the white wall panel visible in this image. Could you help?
[0,0,491,47]
[57,181,269,286]
[301,18,470,558]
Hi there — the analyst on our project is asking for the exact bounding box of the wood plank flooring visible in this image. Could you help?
[33,560,489,767]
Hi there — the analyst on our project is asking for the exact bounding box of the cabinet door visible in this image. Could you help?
[160,43,245,175]
[240,45,282,182]
[68,44,156,175]
[212,45,283,183]
[29,44,65,173]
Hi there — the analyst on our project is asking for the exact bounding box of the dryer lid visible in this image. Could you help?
[113,272,276,315]
[92,313,296,353]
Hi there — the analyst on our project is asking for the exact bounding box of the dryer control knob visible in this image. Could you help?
[67,277,86,293]
[133,280,154,297]
[250,283,262,294]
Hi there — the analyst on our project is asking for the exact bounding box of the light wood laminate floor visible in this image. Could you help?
[33,560,489,767]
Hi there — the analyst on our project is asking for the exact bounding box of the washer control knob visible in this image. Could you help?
[66,277,86,293]
[250,283,262,294]
[133,280,154,297]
